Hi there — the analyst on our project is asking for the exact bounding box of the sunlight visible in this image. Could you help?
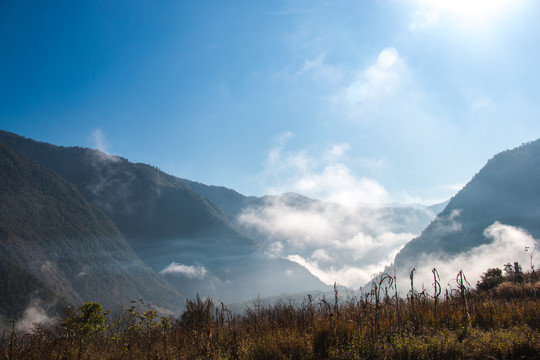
[450,0,518,23]
[413,0,523,29]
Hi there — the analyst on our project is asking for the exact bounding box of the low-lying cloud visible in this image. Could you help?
[15,302,57,334]
[87,128,121,164]
[393,222,540,294]
[89,128,109,154]
[238,194,435,288]
[431,209,462,236]
[244,134,439,288]
[159,262,208,279]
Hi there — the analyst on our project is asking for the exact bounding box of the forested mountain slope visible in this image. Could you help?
[394,139,540,268]
[0,141,184,312]
[0,131,326,302]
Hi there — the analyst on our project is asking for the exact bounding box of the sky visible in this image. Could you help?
[2,0,540,205]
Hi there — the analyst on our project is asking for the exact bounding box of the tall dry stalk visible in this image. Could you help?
[456,269,470,327]
[432,268,441,329]
[409,268,416,325]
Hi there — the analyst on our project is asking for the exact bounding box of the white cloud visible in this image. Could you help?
[89,128,109,153]
[286,46,420,124]
[239,198,335,246]
[159,262,208,279]
[323,143,350,162]
[242,134,440,288]
[291,164,388,209]
[398,183,464,206]
[87,128,120,164]
[287,254,392,288]
[266,241,285,258]
[16,304,57,334]
[287,46,444,137]
[262,134,388,209]
[238,193,434,288]
[431,209,462,236]
[394,222,539,293]
[311,249,332,263]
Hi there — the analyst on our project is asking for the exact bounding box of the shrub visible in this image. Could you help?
[62,302,109,337]
[477,268,503,291]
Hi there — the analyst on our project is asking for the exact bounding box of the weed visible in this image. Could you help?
[1,269,539,359]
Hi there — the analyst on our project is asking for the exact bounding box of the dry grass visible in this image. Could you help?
[1,270,539,359]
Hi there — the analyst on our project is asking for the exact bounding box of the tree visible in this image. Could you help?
[62,302,109,337]
[477,268,503,291]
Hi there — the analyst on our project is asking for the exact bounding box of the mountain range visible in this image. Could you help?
[2,129,538,324]
[0,130,327,318]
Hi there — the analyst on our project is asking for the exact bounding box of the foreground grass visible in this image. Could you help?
[2,271,539,359]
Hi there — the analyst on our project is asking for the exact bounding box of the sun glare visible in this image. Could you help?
[447,0,514,20]
[413,0,523,29]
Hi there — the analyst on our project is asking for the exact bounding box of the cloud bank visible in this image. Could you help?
[393,222,540,294]
[244,133,440,288]
[239,193,435,288]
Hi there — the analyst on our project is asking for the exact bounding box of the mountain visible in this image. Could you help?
[179,184,439,239]
[0,131,326,302]
[0,141,184,312]
[239,191,439,244]
[393,139,540,270]
[181,179,259,218]
[233,192,440,289]
[427,200,450,215]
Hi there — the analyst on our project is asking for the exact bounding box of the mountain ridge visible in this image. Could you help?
[0,140,185,312]
[393,139,540,269]
[0,130,327,302]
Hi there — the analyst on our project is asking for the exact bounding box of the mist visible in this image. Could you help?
[392,221,540,294]
[15,300,57,334]
[238,194,437,288]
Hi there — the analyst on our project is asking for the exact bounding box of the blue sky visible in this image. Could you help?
[2,0,540,205]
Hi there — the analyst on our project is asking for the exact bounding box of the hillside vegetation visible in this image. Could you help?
[0,141,184,313]
[0,130,326,302]
[0,253,65,324]
[2,268,539,359]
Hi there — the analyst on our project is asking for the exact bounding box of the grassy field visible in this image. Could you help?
[2,269,539,359]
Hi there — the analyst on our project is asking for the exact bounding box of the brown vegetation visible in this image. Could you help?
[2,269,539,359]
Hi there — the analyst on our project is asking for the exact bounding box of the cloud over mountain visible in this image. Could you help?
[238,193,436,288]
[262,133,388,209]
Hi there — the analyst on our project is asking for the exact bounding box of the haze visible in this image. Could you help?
[1,1,540,292]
